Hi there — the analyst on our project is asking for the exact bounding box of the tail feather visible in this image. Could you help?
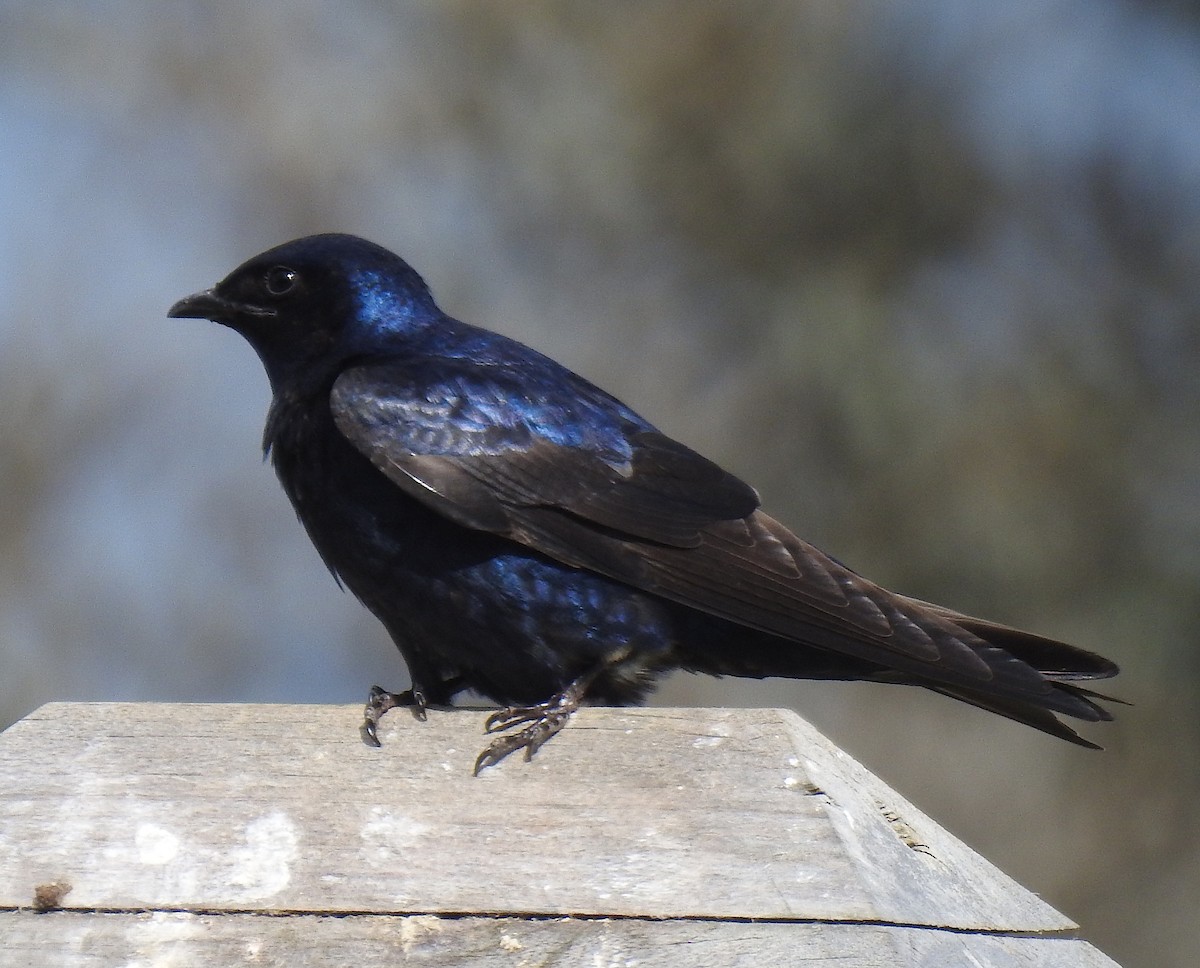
[895,599,1122,740]
[922,682,1105,748]
[679,590,1123,747]
[909,600,1120,681]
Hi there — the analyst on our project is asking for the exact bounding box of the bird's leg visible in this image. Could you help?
[361,676,468,747]
[473,672,595,775]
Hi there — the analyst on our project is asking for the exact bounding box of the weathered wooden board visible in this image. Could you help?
[0,703,1120,967]
[0,911,1121,968]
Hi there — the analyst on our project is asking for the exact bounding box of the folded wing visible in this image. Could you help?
[331,359,1118,742]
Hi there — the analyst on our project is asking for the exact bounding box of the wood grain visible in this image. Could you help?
[0,911,1122,967]
[0,703,1120,966]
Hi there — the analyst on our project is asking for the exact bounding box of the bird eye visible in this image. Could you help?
[265,266,299,296]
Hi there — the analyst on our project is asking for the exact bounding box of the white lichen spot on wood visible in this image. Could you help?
[227,812,299,900]
[135,824,180,865]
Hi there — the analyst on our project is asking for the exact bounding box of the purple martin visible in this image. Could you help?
[169,234,1119,772]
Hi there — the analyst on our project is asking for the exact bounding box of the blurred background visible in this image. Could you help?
[1,2,1196,964]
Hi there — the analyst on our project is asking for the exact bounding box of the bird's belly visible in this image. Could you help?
[316,496,678,705]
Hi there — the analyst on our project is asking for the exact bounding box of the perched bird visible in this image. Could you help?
[169,234,1119,773]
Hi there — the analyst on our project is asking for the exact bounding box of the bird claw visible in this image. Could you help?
[361,684,427,747]
[362,674,592,772]
[473,684,584,774]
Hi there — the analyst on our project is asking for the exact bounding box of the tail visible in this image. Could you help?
[904,601,1122,747]
[678,594,1122,748]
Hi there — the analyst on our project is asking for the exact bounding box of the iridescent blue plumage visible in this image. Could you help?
[169,233,1119,771]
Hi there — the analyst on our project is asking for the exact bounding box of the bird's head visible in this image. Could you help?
[169,234,439,394]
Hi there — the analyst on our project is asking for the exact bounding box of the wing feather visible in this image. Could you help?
[330,359,1111,717]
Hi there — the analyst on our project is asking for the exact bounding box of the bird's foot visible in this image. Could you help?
[361,684,426,747]
[361,677,470,746]
[473,680,588,775]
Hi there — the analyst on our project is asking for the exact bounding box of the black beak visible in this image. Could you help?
[168,288,229,321]
[168,288,274,324]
